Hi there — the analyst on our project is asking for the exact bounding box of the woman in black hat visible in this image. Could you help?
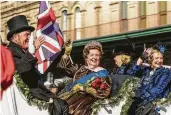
[111,51,134,75]
[7,15,69,115]
[109,45,138,96]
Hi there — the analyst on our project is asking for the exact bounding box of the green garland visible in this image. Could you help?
[14,72,48,110]
[91,77,140,115]
[154,92,171,106]
[14,71,171,114]
[91,77,171,115]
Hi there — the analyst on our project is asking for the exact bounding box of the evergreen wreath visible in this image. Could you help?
[14,72,48,110]
[91,77,140,115]
[14,71,171,115]
[91,77,171,115]
[154,92,171,106]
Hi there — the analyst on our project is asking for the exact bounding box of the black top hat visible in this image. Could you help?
[7,15,35,40]
[112,39,136,57]
[112,47,135,56]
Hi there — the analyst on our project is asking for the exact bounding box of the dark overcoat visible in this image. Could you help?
[8,42,69,115]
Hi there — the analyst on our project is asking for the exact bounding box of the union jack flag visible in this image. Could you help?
[35,1,64,74]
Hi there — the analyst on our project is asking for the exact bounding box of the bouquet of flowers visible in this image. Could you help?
[72,77,111,99]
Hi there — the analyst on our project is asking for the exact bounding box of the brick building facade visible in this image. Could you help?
[1,1,171,43]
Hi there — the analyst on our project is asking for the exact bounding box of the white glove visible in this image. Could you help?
[28,32,36,54]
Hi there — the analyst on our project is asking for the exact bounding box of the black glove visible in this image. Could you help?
[140,50,149,62]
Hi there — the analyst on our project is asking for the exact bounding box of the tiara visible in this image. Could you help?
[84,40,102,50]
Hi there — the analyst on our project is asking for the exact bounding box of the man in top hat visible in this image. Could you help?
[7,15,69,115]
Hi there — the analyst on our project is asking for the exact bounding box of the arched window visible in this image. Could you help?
[75,7,81,40]
[62,10,67,30]
[62,10,67,41]
[86,3,95,26]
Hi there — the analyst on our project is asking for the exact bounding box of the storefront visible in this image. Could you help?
[70,24,171,69]
[45,24,171,80]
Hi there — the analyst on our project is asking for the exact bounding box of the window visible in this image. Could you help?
[62,10,67,30]
[159,1,167,25]
[160,1,167,12]
[75,7,81,28]
[122,1,127,19]
[100,1,110,23]
[140,1,146,16]
[121,1,128,32]
[62,10,67,41]
[86,3,95,26]
[140,1,146,29]
[75,7,81,40]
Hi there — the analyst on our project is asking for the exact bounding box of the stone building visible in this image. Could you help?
[1,1,171,80]
[1,1,171,42]
[1,1,171,68]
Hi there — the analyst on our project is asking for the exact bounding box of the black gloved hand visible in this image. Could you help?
[140,48,152,62]
[140,51,148,61]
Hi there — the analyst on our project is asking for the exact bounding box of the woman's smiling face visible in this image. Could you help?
[86,49,101,69]
[151,52,163,69]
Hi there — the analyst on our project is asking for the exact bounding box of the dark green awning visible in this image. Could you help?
[72,24,171,47]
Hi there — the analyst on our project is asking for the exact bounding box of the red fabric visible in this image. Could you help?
[0,44,15,100]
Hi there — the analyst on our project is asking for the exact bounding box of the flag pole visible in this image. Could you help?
[69,55,73,64]
[69,40,74,64]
